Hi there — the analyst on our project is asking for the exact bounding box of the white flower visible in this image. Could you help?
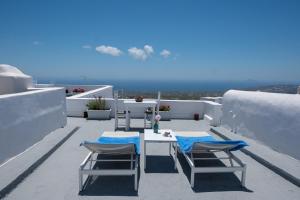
[155,115,161,121]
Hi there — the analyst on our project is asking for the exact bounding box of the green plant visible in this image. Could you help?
[86,96,108,110]
[159,105,171,111]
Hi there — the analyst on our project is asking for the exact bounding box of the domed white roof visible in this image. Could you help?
[0,64,33,95]
[0,64,31,78]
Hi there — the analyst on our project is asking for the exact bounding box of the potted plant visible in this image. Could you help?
[73,88,85,94]
[135,96,143,102]
[158,105,171,121]
[86,96,111,120]
[194,113,199,121]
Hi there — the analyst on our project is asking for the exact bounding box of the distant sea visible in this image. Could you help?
[38,79,298,92]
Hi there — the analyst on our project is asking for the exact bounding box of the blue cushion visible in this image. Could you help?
[176,135,248,153]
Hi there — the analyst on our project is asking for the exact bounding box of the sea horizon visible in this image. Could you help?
[36,78,300,93]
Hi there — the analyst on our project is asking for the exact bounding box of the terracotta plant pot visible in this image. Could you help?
[135,96,143,102]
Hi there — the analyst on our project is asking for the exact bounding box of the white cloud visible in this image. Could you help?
[82,45,91,49]
[128,47,147,60]
[160,49,171,58]
[144,45,154,55]
[128,45,154,60]
[95,45,122,56]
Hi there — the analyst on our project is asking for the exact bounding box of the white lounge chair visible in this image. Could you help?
[79,131,140,191]
[175,131,247,188]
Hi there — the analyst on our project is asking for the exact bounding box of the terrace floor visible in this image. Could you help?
[2,118,300,200]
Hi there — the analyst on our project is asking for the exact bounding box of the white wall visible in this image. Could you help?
[66,97,223,122]
[36,84,103,90]
[0,87,67,164]
[118,99,206,119]
[221,90,300,160]
[66,97,114,117]
[67,98,206,118]
[203,101,222,126]
[200,97,223,104]
[159,100,205,119]
[0,64,33,95]
[36,84,113,98]
[71,86,113,98]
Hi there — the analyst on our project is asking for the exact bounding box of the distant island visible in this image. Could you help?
[122,84,299,100]
[42,79,299,100]
[246,84,299,94]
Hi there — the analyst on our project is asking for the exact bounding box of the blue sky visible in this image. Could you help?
[0,0,299,82]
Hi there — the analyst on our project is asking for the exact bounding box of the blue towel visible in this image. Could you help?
[97,136,140,154]
[176,135,248,153]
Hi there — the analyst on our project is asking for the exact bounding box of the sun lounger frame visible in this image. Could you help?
[181,143,246,188]
[79,144,139,191]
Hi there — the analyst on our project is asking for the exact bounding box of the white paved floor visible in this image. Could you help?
[3,118,300,200]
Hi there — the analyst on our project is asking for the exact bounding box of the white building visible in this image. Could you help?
[0,65,67,164]
[0,64,33,95]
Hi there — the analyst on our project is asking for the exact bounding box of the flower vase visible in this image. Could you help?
[153,122,159,133]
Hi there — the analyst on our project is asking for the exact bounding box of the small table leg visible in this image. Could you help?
[174,143,177,170]
[125,108,129,131]
[125,107,130,131]
[144,142,147,170]
[151,105,155,128]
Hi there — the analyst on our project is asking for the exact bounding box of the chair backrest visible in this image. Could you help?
[82,142,136,155]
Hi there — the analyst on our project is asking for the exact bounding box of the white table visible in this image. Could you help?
[144,129,177,170]
[124,100,157,131]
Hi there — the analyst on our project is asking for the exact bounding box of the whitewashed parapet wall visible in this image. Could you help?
[66,85,222,122]
[126,99,206,119]
[203,101,222,126]
[67,96,222,123]
[0,87,67,164]
[66,86,113,117]
[0,64,33,95]
[67,97,114,117]
[36,84,101,90]
[221,90,300,160]
[70,85,113,98]
[36,84,113,98]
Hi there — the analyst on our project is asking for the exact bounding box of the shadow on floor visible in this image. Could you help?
[115,127,145,133]
[144,155,178,173]
[79,175,138,196]
[177,152,253,193]
[79,155,140,196]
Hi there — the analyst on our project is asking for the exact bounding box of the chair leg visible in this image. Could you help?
[191,169,195,188]
[115,116,118,130]
[134,170,138,191]
[241,165,247,187]
[144,113,146,128]
[229,157,234,166]
[134,156,138,191]
[226,150,234,166]
[79,169,83,191]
